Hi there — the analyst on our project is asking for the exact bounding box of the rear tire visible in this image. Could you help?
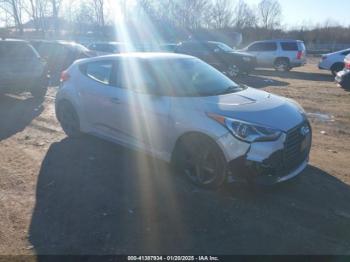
[57,102,81,138]
[172,134,227,189]
[274,58,290,72]
[331,63,344,76]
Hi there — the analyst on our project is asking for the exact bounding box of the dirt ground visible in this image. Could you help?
[0,58,350,255]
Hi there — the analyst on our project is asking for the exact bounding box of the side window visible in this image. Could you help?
[177,43,194,54]
[249,42,277,52]
[247,43,262,51]
[281,42,298,51]
[341,50,350,56]
[83,60,114,85]
[262,42,277,51]
[117,62,159,95]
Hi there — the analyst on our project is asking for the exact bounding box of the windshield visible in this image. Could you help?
[217,43,234,52]
[120,58,244,97]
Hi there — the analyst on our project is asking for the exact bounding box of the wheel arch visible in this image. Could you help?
[331,62,345,71]
[274,57,290,64]
[56,99,79,123]
[171,131,224,163]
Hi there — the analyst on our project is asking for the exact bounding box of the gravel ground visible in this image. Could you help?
[0,59,350,255]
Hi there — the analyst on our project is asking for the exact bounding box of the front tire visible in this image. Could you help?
[57,102,81,138]
[173,134,227,189]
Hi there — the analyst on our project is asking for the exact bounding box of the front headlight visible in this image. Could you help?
[208,113,282,143]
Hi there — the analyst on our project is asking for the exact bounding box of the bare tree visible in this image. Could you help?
[0,0,24,34]
[22,0,48,31]
[92,0,105,27]
[233,0,257,29]
[257,0,282,30]
[209,0,233,29]
[50,0,62,34]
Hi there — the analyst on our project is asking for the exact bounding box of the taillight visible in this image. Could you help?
[60,70,70,82]
[345,62,350,70]
[297,51,303,60]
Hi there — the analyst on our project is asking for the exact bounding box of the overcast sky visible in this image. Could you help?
[246,0,350,28]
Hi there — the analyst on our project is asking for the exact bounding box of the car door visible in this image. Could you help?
[247,42,277,67]
[78,59,134,144]
[113,60,172,156]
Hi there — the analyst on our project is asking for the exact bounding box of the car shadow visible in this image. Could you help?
[29,136,350,255]
[0,94,44,141]
[236,74,290,89]
[254,69,335,82]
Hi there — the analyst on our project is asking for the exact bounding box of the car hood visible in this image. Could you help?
[225,51,255,58]
[198,87,305,132]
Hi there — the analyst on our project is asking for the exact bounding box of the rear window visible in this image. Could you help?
[281,42,298,51]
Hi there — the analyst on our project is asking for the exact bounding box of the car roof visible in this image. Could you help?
[0,38,28,43]
[90,42,124,45]
[76,52,195,64]
[252,39,303,43]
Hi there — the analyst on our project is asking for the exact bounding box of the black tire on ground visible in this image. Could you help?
[274,58,291,72]
[331,63,345,76]
[172,134,227,189]
[57,101,81,138]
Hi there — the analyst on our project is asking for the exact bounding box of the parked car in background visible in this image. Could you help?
[159,43,178,53]
[335,54,350,89]
[87,42,126,55]
[241,40,306,71]
[175,41,256,77]
[318,48,350,76]
[0,39,48,98]
[30,40,94,84]
[56,53,311,189]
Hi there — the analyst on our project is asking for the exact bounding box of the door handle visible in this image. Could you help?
[110,97,121,104]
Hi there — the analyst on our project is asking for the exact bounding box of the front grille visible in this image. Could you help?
[283,122,311,172]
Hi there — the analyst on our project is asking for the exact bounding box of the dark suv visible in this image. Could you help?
[0,39,49,98]
[30,40,94,84]
[175,41,256,77]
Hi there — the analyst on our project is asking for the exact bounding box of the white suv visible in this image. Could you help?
[318,49,350,76]
[56,53,311,188]
[242,40,307,71]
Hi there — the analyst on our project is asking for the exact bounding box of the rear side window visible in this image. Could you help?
[248,42,277,52]
[281,42,298,51]
[0,42,38,59]
[82,60,114,85]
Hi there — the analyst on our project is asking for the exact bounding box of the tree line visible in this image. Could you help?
[1,0,349,48]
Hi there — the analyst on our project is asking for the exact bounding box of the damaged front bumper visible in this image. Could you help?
[218,122,312,185]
